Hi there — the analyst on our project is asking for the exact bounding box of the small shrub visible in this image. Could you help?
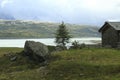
[47,46,56,52]
[70,41,86,49]
[71,40,80,49]
[80,43,86,49]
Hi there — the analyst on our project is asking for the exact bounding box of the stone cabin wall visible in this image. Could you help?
[102,25,118,48]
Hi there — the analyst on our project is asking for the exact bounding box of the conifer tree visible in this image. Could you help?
[55,22,71,49]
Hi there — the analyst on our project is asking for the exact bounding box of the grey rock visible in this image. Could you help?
[10,56,17,61]
[24,41,49,62]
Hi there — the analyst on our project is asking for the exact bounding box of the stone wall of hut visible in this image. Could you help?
[102,26,118,48]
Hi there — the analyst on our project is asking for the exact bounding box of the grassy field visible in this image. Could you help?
[0,48,120,80]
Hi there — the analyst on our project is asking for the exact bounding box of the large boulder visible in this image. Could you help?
[24,41,49,62]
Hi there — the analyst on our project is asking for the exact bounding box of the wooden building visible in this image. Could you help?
[99,22,120,48]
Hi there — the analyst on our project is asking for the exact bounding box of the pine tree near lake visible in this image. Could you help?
[55,22,71,49]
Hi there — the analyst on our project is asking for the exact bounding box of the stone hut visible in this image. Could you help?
[99,22,120,48]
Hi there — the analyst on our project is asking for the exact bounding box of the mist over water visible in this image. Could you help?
[0,37,101,47]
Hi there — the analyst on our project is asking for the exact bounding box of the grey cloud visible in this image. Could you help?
[0,0,120,26]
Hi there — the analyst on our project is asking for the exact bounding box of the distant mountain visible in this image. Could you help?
[0,12,15,20]
[0,20,100,39]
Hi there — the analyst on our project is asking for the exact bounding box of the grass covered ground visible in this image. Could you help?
[0,48,120,80]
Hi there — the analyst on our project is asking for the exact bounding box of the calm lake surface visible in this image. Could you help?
[0,37,101,47]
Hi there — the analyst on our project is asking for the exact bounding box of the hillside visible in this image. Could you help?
[0,20,100,38]
[0,11,15,20]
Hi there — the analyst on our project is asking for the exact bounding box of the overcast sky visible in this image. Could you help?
[0,0,120,26]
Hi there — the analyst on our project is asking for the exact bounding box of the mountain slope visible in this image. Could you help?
[0,12,15,20]
[0,20,100,38]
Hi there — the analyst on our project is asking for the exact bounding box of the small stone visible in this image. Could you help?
[10,56,17,61]
[79,73,84,76]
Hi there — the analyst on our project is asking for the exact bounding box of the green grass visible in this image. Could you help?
[0,47,23,56]
[0,48,120,80]
[46,48,120,80]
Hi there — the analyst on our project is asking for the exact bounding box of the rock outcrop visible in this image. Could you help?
[24,41,49,62]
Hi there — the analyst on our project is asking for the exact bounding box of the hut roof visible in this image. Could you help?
[99,22,120,32]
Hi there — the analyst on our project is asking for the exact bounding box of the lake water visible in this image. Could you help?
[0,37,101,47]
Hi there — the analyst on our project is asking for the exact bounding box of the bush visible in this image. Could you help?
[71,40,80,49]
[47,46,56,52]
[80,43,86,49]
[70,40,86,49]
